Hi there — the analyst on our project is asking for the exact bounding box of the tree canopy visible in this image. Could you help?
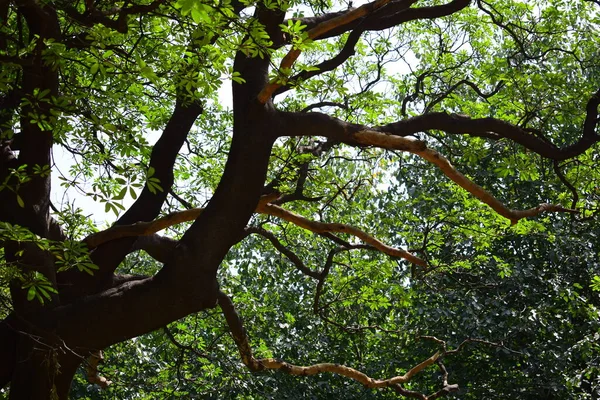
[1,0,599,398]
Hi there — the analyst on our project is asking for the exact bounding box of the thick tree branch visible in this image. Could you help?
[130,234,178,264]
[56,100,203,301]
[109,273,149,287]
[258,0,393,103]
[355,130,579,223]
[84,192,425,267]
[49,271,220,351]
[374,94,600,160]
[296,0,469,41]
[6,1,61,238]
[218,290,441,393]
[118,101,203,227]
[279,111,585,223]
[233,6,285,103]
[83,194,277,249]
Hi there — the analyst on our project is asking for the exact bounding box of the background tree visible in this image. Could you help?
[0,0,599,399]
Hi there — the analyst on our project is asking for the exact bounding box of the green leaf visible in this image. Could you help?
[27,287,36,301]
[114,187,127,200]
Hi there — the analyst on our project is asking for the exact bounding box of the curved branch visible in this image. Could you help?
[129,234,178,263]
[85,191,425,267]
[218,290,441,393]
[425,79,505,113]
[553,160,579,211]
[296,0,469,40]
[274,28,364,97]
[274,0,465,98]
[278,111,587,223]
[375,96,600,160]
[163,326,212,359]
[257,0,392,103]
[300,101,349,113]
[256,202,427,266]
[353,130,578,223]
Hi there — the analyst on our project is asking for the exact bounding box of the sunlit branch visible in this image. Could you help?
[257,0,392,103]
[218,290,441,394]
[295,0,468,41]
[83,193,278,249]
[255,202,427,266]
[353,130,579,224]
[85,192,425,266]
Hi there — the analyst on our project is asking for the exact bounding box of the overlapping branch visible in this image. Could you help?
[374,94,600,160]
[257,0,393,103]
[295,0,469,41]
[279,109,590,224]
[84,192,425,266]
[218,290,445,397]
[352,130,578,224]
[246,226,321,278]
[256,201,427,266]
[57,99,204,289]
[273,0,473,97]
[83,193,277,249]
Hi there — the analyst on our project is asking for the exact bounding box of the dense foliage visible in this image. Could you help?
[1,0,599,398]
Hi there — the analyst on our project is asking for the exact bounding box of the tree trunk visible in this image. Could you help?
[9,335,80,400]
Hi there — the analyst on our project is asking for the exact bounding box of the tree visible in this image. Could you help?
[0,0,599,398]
